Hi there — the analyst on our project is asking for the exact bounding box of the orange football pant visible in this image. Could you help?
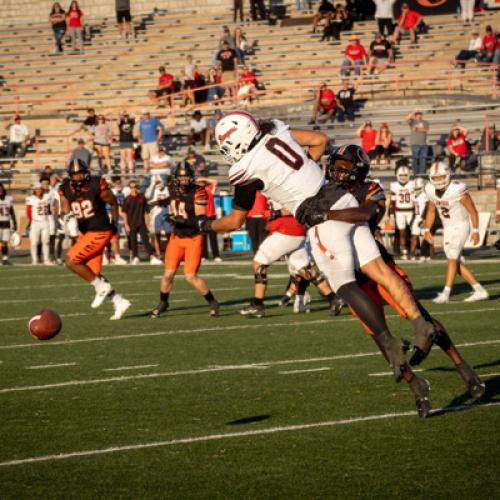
[67,230,113,275]
[164,233,203,274]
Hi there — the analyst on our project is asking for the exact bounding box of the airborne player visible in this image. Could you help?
[58,159,131,320]
[149,162,219,318]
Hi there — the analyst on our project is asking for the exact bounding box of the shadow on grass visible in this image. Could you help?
[227,415,271,426]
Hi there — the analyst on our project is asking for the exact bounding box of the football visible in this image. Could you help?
[28,309,62,341]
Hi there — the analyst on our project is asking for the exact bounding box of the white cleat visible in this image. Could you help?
[464,288,489,303]
[43,260,55,266]
[214,257,223,263]
[432,292,450,304]
[293,295,308,314]
[110,296,131,320]
[102,255,110,265]
[114,256,128,265]
[91,281,112,309]
[131,257,140,265]
[304,291,311,305]
[150,255,162,265]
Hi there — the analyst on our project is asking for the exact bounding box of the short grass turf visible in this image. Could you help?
[0,257,499,499]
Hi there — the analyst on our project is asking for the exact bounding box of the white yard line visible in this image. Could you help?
[369,368,424,377]
[279,367,331,375]
[482,372,500,378]
[1,306,498,349]
[0,401,498,467]
[26,363,78,370]
[103,364,159,372]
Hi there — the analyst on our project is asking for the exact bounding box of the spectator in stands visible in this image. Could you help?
[446,125,469,171]
[312,0,335,34]
[185,147,207,176]
[205,109,223,151]
[118,111,135,178]
[144,174,170,258]
[148,66,175,107]
[341,35,367,77]
[455,31,482,67]
[69,138,92,168]
[336,79,356,127]
[406,109,429,175]
[234,27,245,64]
[188,111,208,146]
[246,191,268,254]
[374,122,397,164]
[392,3,422,47]
[217,41,238,98]
[206,67,224,102]
[139,111,164,172]
[250,0,266,21]
[356,120,377,158]
[122,179,161,265]
[296,0,309,10]
[479,123,498,152]
[93,115,113,173]
[479,25,499,63]
[321,4,348,42]
[49,3,67,55]
[373,0,395,37]
[199,177,222,262]
[66,1,84,54]
[150,145,173,174]
[233,0,244,23]
[181,55,196,107]
[368,32,393,75]
[116,0,133,40]
[309,82,337,125]
[80,108,97,136]
[460,0,474,24]
[6,115,29,165]
[237,65,258,107]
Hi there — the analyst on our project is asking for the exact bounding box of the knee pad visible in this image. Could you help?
[303,263,326,287]
[254,264,268,285]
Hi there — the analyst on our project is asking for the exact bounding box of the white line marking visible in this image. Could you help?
[103,364,159,372]
[482,372,500,378]
[369,368,424,377]
[1,337,499,395]
[0,402,498,467]
[1,306,498,349]
[279,367,331,375]
[26,363,78,370]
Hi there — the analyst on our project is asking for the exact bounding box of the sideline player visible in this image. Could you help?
[388,161,414,260]
[149,163,219,318]
[0,183,17,265]
[203,111,438,400]
[409,177,426,260]
[328,145,485,406]
[424,161,489,304]
[26,182,53,266]
[58,160,131,320]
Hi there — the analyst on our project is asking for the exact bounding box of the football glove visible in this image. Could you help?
[196,216,212,233]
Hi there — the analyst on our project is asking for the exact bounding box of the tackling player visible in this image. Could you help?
[149,162,219,318]
[58,160,131,320]
[424,161,489,304]
[0,183,17,265]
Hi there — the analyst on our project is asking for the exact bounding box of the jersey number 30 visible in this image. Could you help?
[71,200,95,219]
[265,137,304,171]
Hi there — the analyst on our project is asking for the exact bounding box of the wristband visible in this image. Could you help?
[472,228,479,234]
[424,228,430,233]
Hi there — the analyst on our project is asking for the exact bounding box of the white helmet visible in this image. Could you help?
[215,111,260,164]
[9,231,21,248]
[414,177,424,195]
[396,165,411,185]
[429,161,451,190]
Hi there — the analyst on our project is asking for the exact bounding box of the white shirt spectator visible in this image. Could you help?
[190,117,207,134]
[373,0,396,19]
[9,123,29,143]
[468,36,482,51]
[150,152,172,171]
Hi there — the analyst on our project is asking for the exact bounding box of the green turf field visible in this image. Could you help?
[0,258,499,499]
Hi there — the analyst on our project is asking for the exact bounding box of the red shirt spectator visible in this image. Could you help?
[205,184,216,218]
[240,69,257,86]
[398,9,421,30]
[447,131,468,157]
[247,191,268,218]
[319,88,336,110]
[357,122,377,154]
[482,34,499,54]
[158,72,174,89]
[67,7,83,28]
[345,42,367,61]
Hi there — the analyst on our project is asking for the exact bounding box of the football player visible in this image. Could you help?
[388,160,415,260]
[424,161,489,304]
[328,145,484,407]
[409,177,427,261]
[202,111,438,403]
[145,174,171,259]
[149,162,219,318]
[0,183,17,265]
[26,182,53,266]
[58,160,131,320]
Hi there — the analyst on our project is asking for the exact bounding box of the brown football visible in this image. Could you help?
[28,309,62,341]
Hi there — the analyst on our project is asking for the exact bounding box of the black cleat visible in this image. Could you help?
[456,362,485,400]
[209,300,220,317]
[240,303,265,318]
[278,295,292,307]
[149,301,169,318]
[2,259,11,266]
[329,295,344,316]
[410,377,431,418]
[410,320,437,366]
[378,332,410,383]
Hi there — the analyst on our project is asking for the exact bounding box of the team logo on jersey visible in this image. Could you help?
[218,127,237,143]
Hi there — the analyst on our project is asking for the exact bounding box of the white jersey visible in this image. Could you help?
[26,194,52,224]
[390,180,415,211]
[425,180,469,228]
[228,120,325,216]
[413,191,428,217]
[149,184,170,218]
[0,195,13,225]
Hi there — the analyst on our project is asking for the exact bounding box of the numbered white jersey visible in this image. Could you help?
[413,191,428,217]
[150,185,170,217]
[228,120,325,216]
[390,181,415,211]
[26,194,52,224]
[425,180,469,228]
[0,195,13,224]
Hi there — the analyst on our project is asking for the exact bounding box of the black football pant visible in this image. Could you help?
[246,217,267,254]
[203,218,220,259]
[128,224,154,258]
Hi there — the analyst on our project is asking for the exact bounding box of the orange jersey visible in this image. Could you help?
[168,183,207,238]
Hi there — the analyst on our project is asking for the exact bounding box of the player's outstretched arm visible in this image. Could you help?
[326,201,381,224]
[290,129,329,161]
[423,201,436,244]
[209,209,248,233]
[460,193,480,245]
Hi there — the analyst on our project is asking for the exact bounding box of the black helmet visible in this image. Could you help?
[173,161,195,184]
[328,144,370,186]
[68,158,90,189]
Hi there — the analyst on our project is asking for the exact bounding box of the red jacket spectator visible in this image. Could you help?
[345,42,367,61]
[398,8,421,30]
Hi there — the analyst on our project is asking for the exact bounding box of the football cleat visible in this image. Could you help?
[110,296,131,320]
[456,362,486,400]
[149,300,169,318]
[278,295,292,307]
[114,256,128,265]
[329,295,344,316]
[293,295,308,314]
[240,303,265,318]
[379,332,410,383]
[209,301,220,317]
[91,281,112,309]
[432,292,450,304]
[150,255,162,265]
[410,377,431,418]
[463,288,489,302]
[410,321,437,366]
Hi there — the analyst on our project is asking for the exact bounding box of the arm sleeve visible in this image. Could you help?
[232,179,264,211]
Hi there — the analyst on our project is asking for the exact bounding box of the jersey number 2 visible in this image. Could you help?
[71,200,95,219]
[265,137,304,171]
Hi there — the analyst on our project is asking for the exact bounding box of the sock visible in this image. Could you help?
[253,297,264,306]
[111,293,122,305]
[442,286,451,295]
[472,283,482,291]
[160,292,170,304]
[286,290,293,298]
[91,277,103,289]
[325,292,336,304]
[204,291,215,303]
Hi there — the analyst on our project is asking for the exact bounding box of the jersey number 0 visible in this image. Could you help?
[265,137,304,171]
